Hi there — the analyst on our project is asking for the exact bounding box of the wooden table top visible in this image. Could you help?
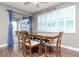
[30,33,59,41]
[16,31,59,41]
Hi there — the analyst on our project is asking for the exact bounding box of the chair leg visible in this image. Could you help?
[56,52,58,57]
[39,44,41,56]
[56,48,59,57]
[59,49,61,57]
[51,47,53,54]
[29,53,31,56]
[23,50,26,57]
[56,49,61,57]
[45,45,48,57]
[40,44,42,55]
[23,49,24,56]
[23,49,26,57]
[29,47,31,56]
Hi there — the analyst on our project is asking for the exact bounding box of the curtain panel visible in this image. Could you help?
[7,10,14,46]
[29,16,32,33]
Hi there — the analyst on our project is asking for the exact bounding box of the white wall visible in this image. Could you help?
[32,2,79,50]
[0,3,31,45]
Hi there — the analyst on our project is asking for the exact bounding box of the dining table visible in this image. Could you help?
[29,33,59,56]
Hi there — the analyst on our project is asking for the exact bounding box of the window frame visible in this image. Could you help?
[37,5,76,33]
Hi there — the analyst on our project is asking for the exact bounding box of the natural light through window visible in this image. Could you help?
[37,5,76,33]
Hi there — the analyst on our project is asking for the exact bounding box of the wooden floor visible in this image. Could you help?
[0,44,79,57]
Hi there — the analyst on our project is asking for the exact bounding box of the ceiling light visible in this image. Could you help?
[31,2,39,5]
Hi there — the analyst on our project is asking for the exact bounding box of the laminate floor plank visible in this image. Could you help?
[0,45,79,57]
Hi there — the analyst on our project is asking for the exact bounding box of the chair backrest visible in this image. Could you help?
[18,31,29,47]
[21,31,29,43]
[57,32,63,49]
[24,32,32,47]
[18,31,28,40]
[49,32,63,48]
[18,31,23,40]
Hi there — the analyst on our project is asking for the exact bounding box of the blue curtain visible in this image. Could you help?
[29,16,32,33]
[7,10,14,46]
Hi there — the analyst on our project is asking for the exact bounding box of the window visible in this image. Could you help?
[22,19,30,31]
[37,5,76,33]
[12,21,17,35]
[17,18,30,32]
[18,20,22,31]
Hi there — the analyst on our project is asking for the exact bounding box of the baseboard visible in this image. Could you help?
[61,45,79,52]
[0,44,8,47]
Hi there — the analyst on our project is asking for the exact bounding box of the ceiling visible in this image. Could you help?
[2,2,61,14]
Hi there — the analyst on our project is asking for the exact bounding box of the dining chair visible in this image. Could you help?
[45,32,63,57]
[23,33,41,56]
[18,31,28,48]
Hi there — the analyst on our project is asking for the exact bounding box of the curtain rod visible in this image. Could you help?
[7,9,29,17]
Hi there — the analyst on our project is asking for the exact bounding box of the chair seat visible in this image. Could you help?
[25,40,40,46]
[19,40,23,42]
[45,42,56,46]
